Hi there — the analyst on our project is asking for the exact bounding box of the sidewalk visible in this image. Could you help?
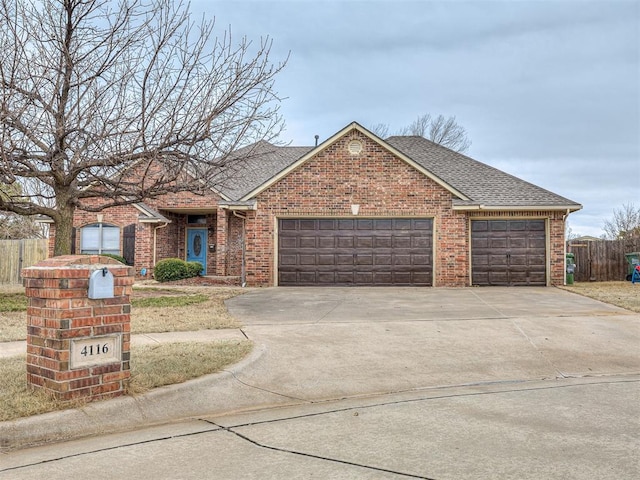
[0,329,248,359]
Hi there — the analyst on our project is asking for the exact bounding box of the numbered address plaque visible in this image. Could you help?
[70,334,122,369]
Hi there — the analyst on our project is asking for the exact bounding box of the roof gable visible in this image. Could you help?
[240,122,469,201]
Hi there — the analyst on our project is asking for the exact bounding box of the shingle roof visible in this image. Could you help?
[219,131,580,210]
[217,140,313,201]
[385,136,580,209]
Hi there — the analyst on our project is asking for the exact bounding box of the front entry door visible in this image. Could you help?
[186,229,207,274]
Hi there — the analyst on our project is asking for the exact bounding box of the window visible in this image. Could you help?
[187,215,207,225]
[80,223,120,255]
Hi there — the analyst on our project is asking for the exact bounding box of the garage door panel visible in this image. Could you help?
[374,219,393,230]
[509,238,527,249]
[354,272,373,283]
[355,254,373,265]
[394,219,412,230]
[319,219,335,230]
[317,237,335,248]
[393,254,411,265]
[299,254,316,265]
[337,254,353,265]
[299,237,316,248]
[413,219,432,230]
[529,238,546,249]
[412,236,431,248]
[280,254,298,265]
[413,254,431,265]
[280,237,297,249]
[317,272,336,283]
[337,236,354,248]
[393,237,411,248]
[490,238,508,248]
[356,237,373,248]
[471,219,547,286]
[374,237,392,248]
[374,254,392,265]
[298,219,316,230]
[279,218,433,286]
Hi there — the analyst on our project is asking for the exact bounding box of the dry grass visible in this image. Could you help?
[0,341,253,421]
[130,286,244,334]
[127,340,253,395]
[0,283,251,421]
[0,284,246,341]
[559,281,640,313]
[0,355,86,421]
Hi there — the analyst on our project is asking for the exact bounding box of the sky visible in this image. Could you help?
[193,0,639,237]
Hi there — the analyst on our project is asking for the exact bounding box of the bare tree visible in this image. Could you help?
[0,182,44,239]
[0,0,286,255]
[603,203,640,240]
[369,113,471,153]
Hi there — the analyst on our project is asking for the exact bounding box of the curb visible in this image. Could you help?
[0,343,267,452]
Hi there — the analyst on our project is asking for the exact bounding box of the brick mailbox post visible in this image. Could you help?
[22,255,134,402]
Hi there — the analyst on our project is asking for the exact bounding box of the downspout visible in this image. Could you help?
[562,208,570,286]
[153,222,169,272]
[232,211,247,287]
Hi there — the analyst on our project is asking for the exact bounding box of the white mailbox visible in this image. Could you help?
[88,267,115,299]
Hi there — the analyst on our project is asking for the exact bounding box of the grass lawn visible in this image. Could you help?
[0,284,250,421]
[559,281,640,313]
[0,285,245,342]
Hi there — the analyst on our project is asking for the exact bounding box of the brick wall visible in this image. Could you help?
[22,255,133,402]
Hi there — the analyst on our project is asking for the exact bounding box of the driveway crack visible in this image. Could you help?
[205,420,437,479]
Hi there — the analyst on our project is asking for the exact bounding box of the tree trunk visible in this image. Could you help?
[52,204,76,256]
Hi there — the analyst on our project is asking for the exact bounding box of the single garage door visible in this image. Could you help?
[278,218,433,286]
[471,219,547,286]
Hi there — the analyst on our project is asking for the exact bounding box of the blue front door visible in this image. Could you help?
[186,229,207,274]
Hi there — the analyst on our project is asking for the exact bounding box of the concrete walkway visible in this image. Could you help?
[1,287,639,479]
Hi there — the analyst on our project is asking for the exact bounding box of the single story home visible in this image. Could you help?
[47,122,581,287]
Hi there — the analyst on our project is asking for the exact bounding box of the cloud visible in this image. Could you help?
[193,0,639,236]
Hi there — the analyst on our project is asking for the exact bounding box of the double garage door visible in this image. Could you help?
[277,218,547,287]
[471,219,547,286]
[278,218,433,286]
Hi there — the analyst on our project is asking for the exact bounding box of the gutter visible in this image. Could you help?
[452,204,583,212]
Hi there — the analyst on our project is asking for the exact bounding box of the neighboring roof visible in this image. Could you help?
[217,122,581,212]
[385,136,581,210]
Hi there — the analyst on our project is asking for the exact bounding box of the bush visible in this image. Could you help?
[100,253,128,264]
[186,261,203,277]
[154,258,190,282]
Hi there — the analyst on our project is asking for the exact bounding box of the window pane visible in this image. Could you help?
[102,226,120,253]
[81,226,100,252]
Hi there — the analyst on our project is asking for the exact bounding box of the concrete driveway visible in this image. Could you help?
[2,287,639,479]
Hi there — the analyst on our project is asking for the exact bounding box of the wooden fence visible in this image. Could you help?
[0,239,48,284]
[568,237,640,282]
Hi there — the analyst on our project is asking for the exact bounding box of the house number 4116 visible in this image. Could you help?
[80,343,109,357]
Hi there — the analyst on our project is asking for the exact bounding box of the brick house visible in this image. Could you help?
[46,122,581,287]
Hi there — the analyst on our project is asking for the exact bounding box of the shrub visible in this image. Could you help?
[186,261,203,277]
[100,253,128,264]
[154,258,190,282]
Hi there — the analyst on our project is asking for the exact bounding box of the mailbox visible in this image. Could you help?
[88,267,115,299]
